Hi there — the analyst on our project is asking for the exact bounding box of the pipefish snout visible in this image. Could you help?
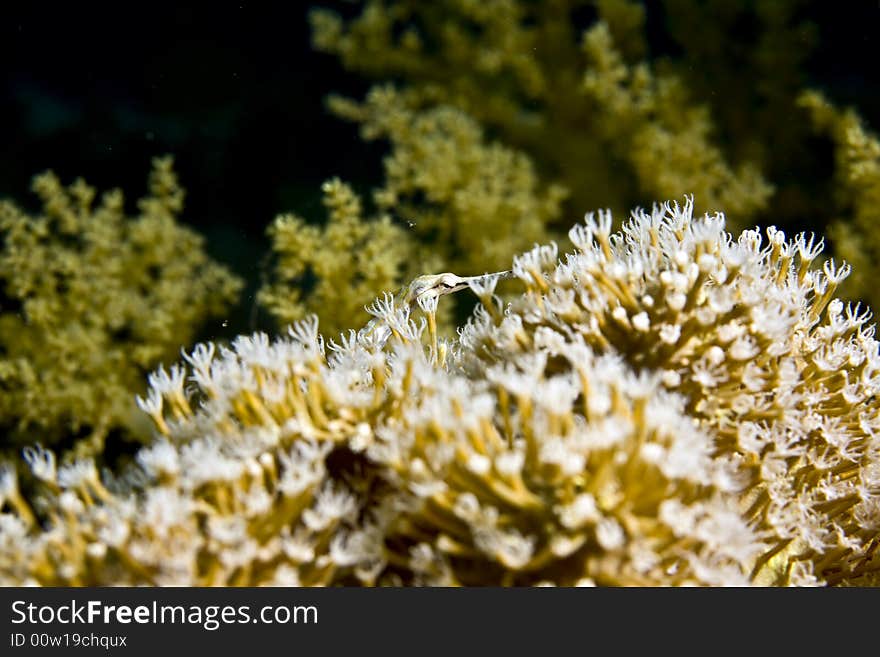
[361,269,515,347]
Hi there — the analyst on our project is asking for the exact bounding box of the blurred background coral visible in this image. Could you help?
[2,3,880,585]
[3,2,879,338]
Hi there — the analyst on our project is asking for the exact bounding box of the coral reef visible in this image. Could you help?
[261,89,565,331]
[3,199,877,586]
[0,158,243,457]
[308,0,880,302]
[310,1,773,225]
[3,1,880,589]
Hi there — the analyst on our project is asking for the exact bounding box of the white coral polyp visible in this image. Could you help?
[5,197,879,588]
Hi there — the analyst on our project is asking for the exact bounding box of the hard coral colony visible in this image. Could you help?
[2,200,878,586]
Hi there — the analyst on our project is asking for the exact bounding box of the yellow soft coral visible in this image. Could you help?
[311,1,771,226]
[258,178,413,338]
[580,22,773,225]
[799,91,880,310]
[0,157,242,457]
[330,86,567,274]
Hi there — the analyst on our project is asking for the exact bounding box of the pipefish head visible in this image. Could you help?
[406,270,516,307]
[406,273,470,304]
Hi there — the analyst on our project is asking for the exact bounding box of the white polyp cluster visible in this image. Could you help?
[454,196,879,585]
[4,197,879,587]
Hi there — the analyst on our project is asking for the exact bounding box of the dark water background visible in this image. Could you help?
[2,2,879,339]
